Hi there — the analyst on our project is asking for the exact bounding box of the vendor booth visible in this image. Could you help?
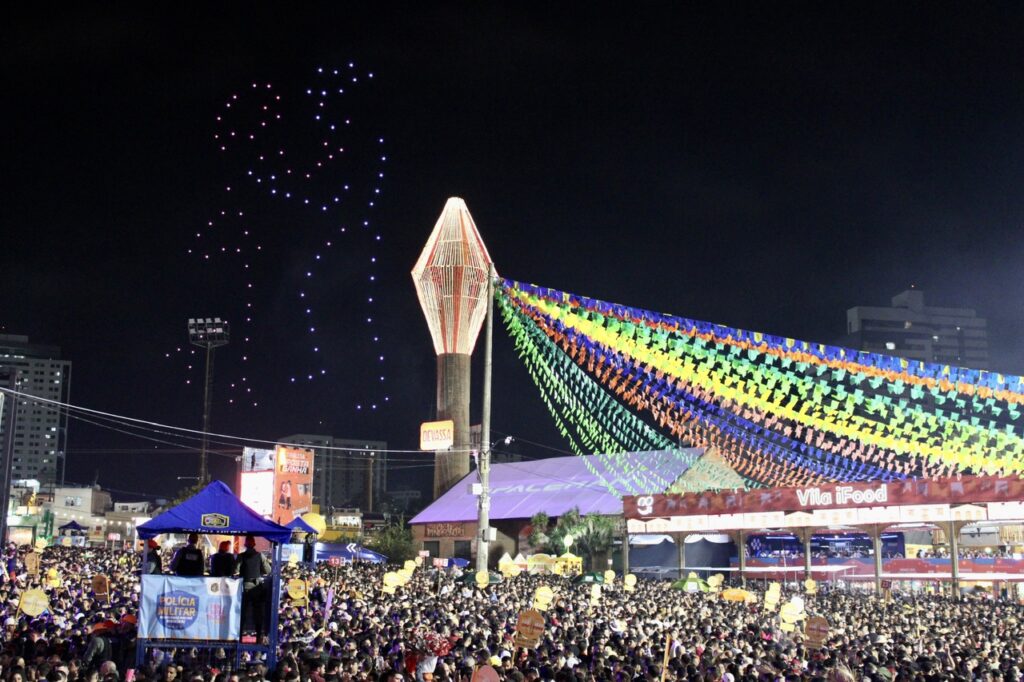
[135,481,292,669]
[57,520,87,547]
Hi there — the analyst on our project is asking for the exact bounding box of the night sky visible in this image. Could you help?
[5,5,1024,500]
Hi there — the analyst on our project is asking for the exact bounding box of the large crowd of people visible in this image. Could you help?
[2,542,1024,682]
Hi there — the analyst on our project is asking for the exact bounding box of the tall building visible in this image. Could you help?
[0,335,72,487]
[845,289,989,368]
[278,434,387,512]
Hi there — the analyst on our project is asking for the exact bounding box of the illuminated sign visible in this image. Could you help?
[796,484,888,507]
[242,447,275,472]
[240,471,275,517]
[273,446,314,525]
[420,420,455,450]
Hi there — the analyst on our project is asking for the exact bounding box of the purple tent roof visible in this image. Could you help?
[410,450,701,525]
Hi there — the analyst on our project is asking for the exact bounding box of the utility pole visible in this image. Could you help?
[0,372,18,545]
[365,451,375,512]
[188,318,229,482]
[476,263,496,574]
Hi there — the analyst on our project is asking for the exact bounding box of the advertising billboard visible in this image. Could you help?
[242,447,275,473]
[274,446,314,525]
[239,471,275,517]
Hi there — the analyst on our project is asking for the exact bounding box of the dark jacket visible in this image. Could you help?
[210,550,237,577]
[171,544,205,576]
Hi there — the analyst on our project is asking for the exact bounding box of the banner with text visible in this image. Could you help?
[624,474,1024,519]
[140,576,242,641]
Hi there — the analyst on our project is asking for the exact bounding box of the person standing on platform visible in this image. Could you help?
[170,533,205,576]
[238,534,271,639]
[210,540,237,577]
[143,539,163,574]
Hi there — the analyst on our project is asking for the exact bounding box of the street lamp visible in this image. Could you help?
[188,318,229,483]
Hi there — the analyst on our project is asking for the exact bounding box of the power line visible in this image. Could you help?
[0,386,472,455]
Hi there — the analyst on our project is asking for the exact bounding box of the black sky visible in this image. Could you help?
[4,4,1024,499]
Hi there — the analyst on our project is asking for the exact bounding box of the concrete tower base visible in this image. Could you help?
[434,352,471,499]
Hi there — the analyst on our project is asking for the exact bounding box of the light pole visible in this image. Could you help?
[0,372,17,545]
[476,263,497,574]
[188,318,229,483]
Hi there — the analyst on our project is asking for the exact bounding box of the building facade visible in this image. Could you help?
[0,335,72,487]
[845,289,989,368]
[51,485,112,535]
[278,434,387,512]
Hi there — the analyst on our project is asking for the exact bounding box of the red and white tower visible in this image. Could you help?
[412,198,495,499]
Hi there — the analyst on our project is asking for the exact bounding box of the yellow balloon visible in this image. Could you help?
[624,574,637,587]
[300,512,327,536]
[475,570,490,587]
[403,560,416,572]
[383,572,402,588]
[603,570,615,584]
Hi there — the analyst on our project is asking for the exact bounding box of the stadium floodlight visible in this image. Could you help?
[188,317,230,483]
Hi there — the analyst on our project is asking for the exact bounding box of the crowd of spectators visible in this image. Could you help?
[2,543,1024,682]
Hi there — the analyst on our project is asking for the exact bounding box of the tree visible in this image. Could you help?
[171,480,207,507]
[366,520,415,564]
[527,507,615,570]
[571,513,617,571]
[528,512,550,552]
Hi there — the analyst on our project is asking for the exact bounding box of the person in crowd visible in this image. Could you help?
[238,534,271,639]
[169,534,205,577]
[209,541,237,577]
[5,542,1024,681]
[142,539,163,575]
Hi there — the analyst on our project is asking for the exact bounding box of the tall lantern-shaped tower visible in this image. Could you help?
[412,198,495,499]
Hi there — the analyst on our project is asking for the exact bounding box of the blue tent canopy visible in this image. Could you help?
[285,517,318,534]
[137,480,292,543]
[59,520,85,531]
[314,542,387,564]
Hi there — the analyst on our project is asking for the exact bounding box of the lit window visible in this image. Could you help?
[885,342,896,350]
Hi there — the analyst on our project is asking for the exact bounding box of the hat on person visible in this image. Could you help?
[147,539,159,549]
